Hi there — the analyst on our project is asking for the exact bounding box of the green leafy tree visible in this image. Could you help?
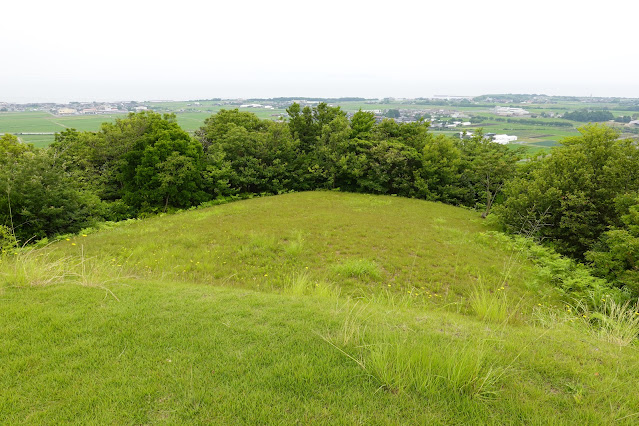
[358,140,422,196]
[51,111,209,214]
[197,112,298,195]
[563,109,614,122]
[372,119,430,152]
[0,134,103,242]
[286,103,318,151]
[460,133,522,217]
[118,112,207,212]
[0,224,16,254]
[196,109,266,150]
[385,109,400,118]
[496,124,639,257]
[586,197,639,293]
[417,134,464,203]
[312,115,354,190]
[286,102,345,153]
[349,110,376,139]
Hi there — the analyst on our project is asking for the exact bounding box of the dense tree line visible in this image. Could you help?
[1,106,637,295]
[0,133,102,243]
[495,125,639,293]
[0,106,519,241]
[562,109,614,122]
[614,115,632,123]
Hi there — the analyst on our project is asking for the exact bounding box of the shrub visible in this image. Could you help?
[0,225,17,254]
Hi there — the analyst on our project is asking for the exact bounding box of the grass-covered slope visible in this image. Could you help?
[2,192,639,424]
[47,191,547,304]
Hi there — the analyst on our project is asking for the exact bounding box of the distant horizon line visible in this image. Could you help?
[3,93,639,105]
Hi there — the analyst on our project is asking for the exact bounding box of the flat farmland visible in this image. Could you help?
[3,99,636,152]
[1,108,287,147]
[0,111,130,146]
[0,111,126,133]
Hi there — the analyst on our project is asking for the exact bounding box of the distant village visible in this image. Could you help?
[0,98,544,145]
[2,95,638,144]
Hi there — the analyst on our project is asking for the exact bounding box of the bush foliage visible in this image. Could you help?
[2,108,638,296]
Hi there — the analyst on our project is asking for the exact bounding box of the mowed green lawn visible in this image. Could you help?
[2,192,639,424]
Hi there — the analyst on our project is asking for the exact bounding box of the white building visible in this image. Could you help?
[493,106,530,117]
[493,134,518,144]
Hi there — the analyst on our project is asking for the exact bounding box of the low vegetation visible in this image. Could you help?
[2,96,639,422]
[2,192,639,423]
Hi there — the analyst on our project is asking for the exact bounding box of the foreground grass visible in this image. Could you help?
[3,281,639,424]
[2,192,639,423]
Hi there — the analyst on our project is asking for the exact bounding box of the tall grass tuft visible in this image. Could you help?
[324,302,370,348]
[332,259,382,280]
[68,246,125,300]
[322,307,505,401]
[469,283,510,323]
[365,288,415,310]
[0,245,125,302]
[0,247,68,287]
[283,232,305,257]
[365,336,505,400]
[282,271,339,298]
[578,297,639,346]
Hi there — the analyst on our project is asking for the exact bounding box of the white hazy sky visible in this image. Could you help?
[2,0,638,103]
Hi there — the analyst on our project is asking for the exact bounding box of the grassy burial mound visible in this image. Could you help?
[2,192,639,424]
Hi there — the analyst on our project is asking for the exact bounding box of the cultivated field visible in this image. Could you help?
[2,97,637,151]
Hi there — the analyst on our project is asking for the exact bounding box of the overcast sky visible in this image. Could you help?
[2,0,638,103]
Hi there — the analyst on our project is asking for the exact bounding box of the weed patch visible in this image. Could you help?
[577,298,639,346]
[0,247,68,287]
[281,271,339,298]
[332,259,382,281]
[322,306,506,401]
[470,283,512,323]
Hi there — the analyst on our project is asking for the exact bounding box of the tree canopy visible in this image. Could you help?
[496,125,639,258]
[4,108,637,297]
